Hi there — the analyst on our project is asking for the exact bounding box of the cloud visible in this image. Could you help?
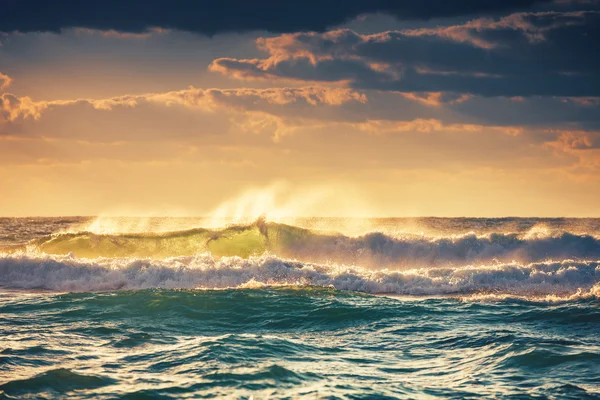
[397,92,473,106]
[72,27,170,39]
[562,97,600,106]
[547,129,600,149]
[0,86,367,140]
[402,10,595,48]
[0,0,556,35]
[1,86,366,118]
[0,72,12,91]
[5,81,599,144]
[0,93,47,124]
[210,11,600,97]
[349,119,524,136]
[542,129,600,176]
[142,86,367,109]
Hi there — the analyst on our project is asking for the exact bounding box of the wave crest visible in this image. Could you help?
[1,253,598,299]
[24,221,600,267]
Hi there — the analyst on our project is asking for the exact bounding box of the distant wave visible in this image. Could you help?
[22,220,600,267]
[1,253,598,299]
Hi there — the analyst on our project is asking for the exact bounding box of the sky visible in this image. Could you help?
[1,0,600,217]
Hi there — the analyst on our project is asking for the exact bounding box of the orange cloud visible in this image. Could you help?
[0,86,366,118]
[398,92,473,106]
[351,119,524,135]
[0,93,48,123]
[144,86,367,109]
[402,11,594,48]
[209,30,374,82]
[560,97,600,106]
[540,129,600,179]
[545,129,600,150]
[208,57,356,86]
[0,72,12,91]
[0,86,368,140]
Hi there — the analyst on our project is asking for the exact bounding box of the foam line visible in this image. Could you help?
[1,253,598,298]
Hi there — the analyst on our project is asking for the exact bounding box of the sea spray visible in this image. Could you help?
[27,220,600,267]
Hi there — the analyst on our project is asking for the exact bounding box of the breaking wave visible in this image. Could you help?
[18,220,600,267]
[2,219,598,299]
[1,252,598,299]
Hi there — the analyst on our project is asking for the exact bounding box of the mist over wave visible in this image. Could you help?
[21,220,600,267]
[2,217,600,299]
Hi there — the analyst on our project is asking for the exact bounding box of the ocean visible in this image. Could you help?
[1,217,599,399]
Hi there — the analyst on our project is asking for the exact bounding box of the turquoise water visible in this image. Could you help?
[2,288,599,399]
[1,217,599,398]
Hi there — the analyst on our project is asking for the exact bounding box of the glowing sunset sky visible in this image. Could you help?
[1,0,599,217]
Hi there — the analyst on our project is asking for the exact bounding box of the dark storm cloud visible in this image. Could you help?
[211,10,600,97]
[0,0,556,35]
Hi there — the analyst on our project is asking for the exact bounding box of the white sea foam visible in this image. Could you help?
[0,252,598,298]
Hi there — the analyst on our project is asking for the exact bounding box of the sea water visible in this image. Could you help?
[1,217,599,398]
